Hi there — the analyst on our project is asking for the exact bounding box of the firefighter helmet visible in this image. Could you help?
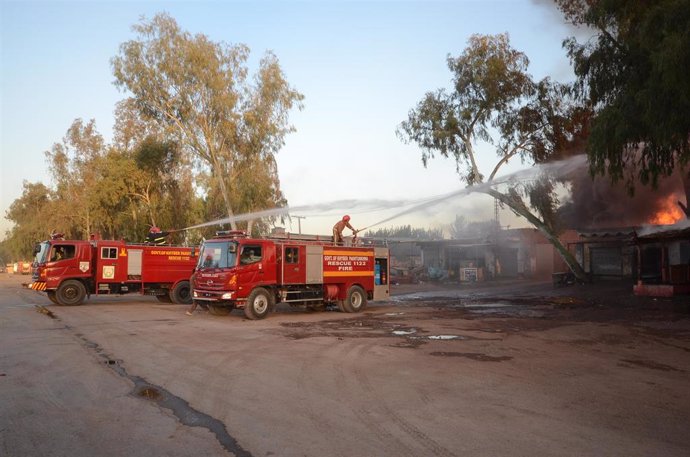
[343,215,351,222]
[150,226,161,233]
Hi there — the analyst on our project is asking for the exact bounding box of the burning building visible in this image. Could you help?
[415,228,579,282]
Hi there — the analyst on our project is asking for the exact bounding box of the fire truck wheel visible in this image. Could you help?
[171,281,192,304]
[47,291,59,304]
[244,287,273,320]
[343,285,367,313]
[208,304,231,316]
[56,280,86,306]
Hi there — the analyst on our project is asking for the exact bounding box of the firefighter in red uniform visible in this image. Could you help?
[332,215,358,245]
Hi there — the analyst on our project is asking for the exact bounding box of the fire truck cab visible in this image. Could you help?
[192,231,390,319]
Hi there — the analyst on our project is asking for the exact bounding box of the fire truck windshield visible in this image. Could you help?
[33,242,50,264]
[197,241,238,269]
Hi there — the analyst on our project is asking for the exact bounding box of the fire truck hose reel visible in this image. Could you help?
[325,284,339,301]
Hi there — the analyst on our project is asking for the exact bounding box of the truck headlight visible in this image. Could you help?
[221,292,234,299]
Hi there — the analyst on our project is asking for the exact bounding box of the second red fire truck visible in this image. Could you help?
[29,236,197,306]
[192,231,390,319]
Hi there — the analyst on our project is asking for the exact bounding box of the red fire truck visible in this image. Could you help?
[29,238,197,306]
[192,231,390,319]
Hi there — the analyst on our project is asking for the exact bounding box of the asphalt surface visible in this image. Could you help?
[1,273,689,456]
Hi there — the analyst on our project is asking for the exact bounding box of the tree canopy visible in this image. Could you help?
[398,33,589,280]
[112,13,303,230]
[558,0,690,187]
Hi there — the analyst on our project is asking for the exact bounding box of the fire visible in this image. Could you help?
[649,194,685,225]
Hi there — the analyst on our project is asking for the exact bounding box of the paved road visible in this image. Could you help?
[2,274,689,456]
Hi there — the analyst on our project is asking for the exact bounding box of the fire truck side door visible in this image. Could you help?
[97,245,126,284]
[45,243,80,281]
[237,244,265,294]
[282,245,305,284]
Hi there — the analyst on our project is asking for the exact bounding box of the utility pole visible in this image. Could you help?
[292,215,306,234]
[494,197,500,230]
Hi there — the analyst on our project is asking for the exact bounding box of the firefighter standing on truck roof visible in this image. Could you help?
[333,215,358,245]
[146,226,173,245]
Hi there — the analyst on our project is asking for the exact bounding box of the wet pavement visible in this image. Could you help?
[2,274,690,457]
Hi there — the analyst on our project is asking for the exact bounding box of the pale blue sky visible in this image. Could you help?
[1,0,577,238]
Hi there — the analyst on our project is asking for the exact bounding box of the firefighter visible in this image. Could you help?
[240,248,259,264]
[51,246,65,261]
[146,226,173,245]
[332,215,358,245]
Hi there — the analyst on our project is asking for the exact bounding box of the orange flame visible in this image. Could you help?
[649,194,684,225]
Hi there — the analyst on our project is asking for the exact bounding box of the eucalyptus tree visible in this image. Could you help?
[3,182,56,259]
[557,0,690,196]
[113,100,201,237]
[112,13,303,230]
[398,34,588,281]
[45,119,107,238]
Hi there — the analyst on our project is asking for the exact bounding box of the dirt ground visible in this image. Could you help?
[1,272,689,457]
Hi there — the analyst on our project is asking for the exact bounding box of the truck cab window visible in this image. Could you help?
[51,245,75,262]
[240,246,262,265]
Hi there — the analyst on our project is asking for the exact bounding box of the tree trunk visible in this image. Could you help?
[485,188,588,283]
[213,162,237,230]
[680,168,690,218]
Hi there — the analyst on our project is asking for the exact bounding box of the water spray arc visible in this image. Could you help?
[181,155,589,234]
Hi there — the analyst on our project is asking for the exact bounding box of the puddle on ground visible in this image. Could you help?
[138,386,162,400]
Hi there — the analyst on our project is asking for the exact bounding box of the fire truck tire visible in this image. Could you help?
[56,280,86,306]
[342,285,367,313]
[47,291,59,304]
[208,304,231,316]
[244,287,273,320]
[171,281,192,304]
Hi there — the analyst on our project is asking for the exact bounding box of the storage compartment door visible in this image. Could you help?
[306,245,323,284]
[128,249,143,279]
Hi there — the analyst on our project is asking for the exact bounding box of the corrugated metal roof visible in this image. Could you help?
[636,220,690,240]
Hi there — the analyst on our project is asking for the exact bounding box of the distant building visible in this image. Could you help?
[414,228,580,282]
[573,222,690,296]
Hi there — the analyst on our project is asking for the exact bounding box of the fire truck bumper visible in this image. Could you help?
[29,281,47,291]
[193,290,235,301]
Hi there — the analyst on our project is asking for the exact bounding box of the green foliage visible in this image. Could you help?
[112,13,303,229]
[559,0,690,187]
[45,118,107,238]
[398,33,588,279]
[3,13,303,251]
[3,182,55,259]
